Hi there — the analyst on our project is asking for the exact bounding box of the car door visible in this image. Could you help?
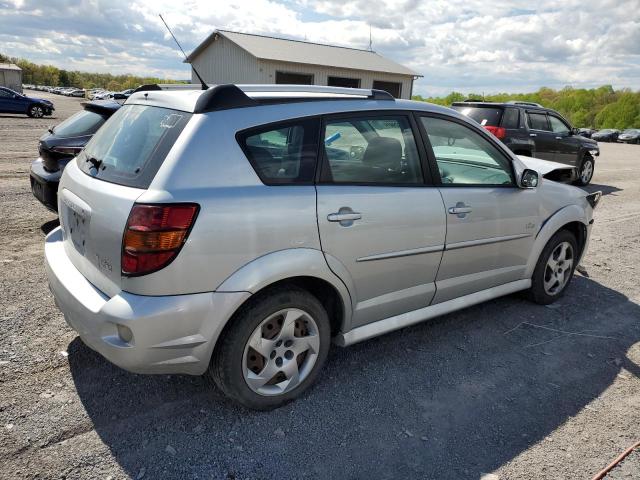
[548,114,581,166]
[316,113,446,328]
[418,114,540,304]
[0,88,21,113]
[526,111,556,160]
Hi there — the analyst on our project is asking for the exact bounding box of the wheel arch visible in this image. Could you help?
[525,205,589,278]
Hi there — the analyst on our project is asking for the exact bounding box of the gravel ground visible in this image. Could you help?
[0,92,639,480]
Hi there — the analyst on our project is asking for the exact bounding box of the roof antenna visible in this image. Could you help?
[159,13,208,90]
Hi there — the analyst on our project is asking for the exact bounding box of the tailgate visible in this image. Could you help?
[58,160,143,297]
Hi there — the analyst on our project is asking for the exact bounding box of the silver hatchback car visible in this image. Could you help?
[45,84,601,409]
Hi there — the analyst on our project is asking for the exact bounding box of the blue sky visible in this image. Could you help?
[1,0,639,96]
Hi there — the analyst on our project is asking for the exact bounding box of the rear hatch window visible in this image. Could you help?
[78,104,191,189]
[52,109,108,137]
[452,106,503,127]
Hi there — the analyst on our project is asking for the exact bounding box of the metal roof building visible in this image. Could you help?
[186,30,421,99]
[0,63,22,93]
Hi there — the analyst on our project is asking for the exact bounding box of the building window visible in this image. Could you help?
[327,76,361,88]
[372,80,402,98]
[275,71,314,85]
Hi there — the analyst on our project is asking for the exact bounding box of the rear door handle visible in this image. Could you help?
[328,212,362,222]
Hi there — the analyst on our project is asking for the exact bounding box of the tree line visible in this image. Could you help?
[413,86,640,130]
[0,53,185,92]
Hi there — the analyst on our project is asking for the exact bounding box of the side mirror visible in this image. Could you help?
[520,169,539,188]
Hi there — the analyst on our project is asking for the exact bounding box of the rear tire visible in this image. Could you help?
[527,230,578,305]
[574,154,594,186]
[209,285,331,410]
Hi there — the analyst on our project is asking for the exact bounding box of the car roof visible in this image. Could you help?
[124,84,458,118]
[451,101,549,111]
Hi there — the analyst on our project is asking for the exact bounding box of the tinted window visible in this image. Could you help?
[549,115,569,133]
[0,89,13,98]
[502,108,520,128]
[452,106,503,127]
[78,105,191,188]
[323,116,422,185]
[527,112,550,131]
[240,118,319,184]
[52,110,108,137]
[421,116,513,186]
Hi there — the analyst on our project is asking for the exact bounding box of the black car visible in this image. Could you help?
[30,100,121,211]
[0,86,54,118]
[578,128,595,138]
[451,100,600,185]
[617,129,640,144]
[111,88,134,100]
[592,129,620,143]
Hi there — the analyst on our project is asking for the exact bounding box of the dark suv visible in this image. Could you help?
[451,100,599,185]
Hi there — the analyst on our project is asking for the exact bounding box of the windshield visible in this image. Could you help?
[599,129,616,134]
[52,109,108,137]
[78,104,191,188]
[622,129,639,134]
[451,106,503,127]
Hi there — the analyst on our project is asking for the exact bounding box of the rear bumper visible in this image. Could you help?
[30,158,61,212]
[45,227,250,375]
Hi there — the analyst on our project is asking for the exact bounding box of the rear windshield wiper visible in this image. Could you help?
[85,156,103,170]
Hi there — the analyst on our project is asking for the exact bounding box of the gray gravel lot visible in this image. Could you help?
[0,92,639,479]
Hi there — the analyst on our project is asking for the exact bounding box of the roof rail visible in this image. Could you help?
[193,84,395,113]
[506,100,543,108]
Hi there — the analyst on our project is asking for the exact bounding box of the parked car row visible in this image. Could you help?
[578,128,640,144]
[25,85,135,101]
[33,84,602,409]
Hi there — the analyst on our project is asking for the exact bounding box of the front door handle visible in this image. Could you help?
[448,207,472,214]
[328,207,361,227]
[328,212,362,222]
[530,133,537,137]
[448,202,472,218]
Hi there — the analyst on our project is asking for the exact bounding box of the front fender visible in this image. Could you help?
[525,204,589,278]
[216,248,353,329]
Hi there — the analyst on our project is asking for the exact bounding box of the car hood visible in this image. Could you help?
[516,155,575,175]
[26,95,52,104]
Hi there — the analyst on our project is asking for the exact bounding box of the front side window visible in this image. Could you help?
[549,115,570,133]
[527,112,550,131]
[78,104,191,188]
[420,116,514,186]
[240,118,319,184]
[0,88,13,98]
[322,116,423,185]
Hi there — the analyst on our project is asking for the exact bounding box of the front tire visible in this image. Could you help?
[27,104,44,118]
[209,285,331,410]
[527,230,578,305]
[574,154,594,186]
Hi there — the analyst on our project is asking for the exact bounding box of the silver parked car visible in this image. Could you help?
[45,84,602,409]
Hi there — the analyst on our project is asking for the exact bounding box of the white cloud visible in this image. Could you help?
[0,0,638,95]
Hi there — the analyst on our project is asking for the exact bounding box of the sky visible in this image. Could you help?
[1,0,639,97]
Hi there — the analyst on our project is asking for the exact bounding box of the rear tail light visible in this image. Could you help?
[122,203,199,276]
[483,125,507,139]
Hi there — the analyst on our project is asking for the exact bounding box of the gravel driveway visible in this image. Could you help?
[1,93,638,479]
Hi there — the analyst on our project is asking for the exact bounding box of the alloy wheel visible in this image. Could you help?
[581,159,593,184]
[31,106,44,118]
[543,241,574,296]
[242,308,320,396]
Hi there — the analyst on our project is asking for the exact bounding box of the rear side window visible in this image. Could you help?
[452,106,503,127]
[52,109,107,137]
[78,105,191,188]
[501,108,520,129]
[238,118,319,185]
[321,115,423,185]
[527,112,550,131]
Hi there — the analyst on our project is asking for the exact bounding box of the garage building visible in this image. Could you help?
[0,64,22,93]
[186,30,421,99]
